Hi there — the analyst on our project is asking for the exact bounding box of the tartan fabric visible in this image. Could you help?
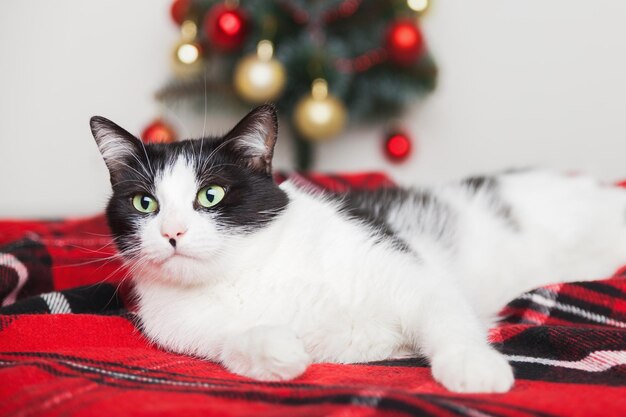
[2,172,626,416]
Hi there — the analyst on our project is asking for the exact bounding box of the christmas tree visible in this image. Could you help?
[154,0,437,169]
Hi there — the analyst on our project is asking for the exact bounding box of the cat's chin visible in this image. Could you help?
[130,254,215,287]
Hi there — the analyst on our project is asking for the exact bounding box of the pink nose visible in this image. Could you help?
[162,229,186,240]
[161,222,187,248]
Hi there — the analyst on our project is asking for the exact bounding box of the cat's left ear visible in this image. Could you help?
[223,104,278,176]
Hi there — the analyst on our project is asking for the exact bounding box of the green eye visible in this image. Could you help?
[132,194,158,213]
[197,185,226,208]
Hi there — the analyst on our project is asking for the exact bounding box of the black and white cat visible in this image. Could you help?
[90,105,626,393]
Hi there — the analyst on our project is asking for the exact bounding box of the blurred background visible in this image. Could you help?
[1,0,626,218]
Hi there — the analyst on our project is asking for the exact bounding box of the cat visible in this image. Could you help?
[89,104,626,393]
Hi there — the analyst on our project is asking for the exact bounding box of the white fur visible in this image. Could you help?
[232,120,269,158]
[93,130,141,173]
[129,167,626,393]
[136,156,229,287]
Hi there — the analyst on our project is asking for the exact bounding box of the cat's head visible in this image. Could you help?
[90,105,288,286]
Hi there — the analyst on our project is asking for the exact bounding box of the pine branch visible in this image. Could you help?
[155,77,235,102]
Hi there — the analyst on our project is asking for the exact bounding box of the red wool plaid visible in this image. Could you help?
[2,172,626,416]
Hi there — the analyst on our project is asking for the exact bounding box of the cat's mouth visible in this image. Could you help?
[161,251,200,263]
[141,251,200,268]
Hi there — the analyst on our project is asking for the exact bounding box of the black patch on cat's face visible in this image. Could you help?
[189,138,289,232]
[91,105,288,255]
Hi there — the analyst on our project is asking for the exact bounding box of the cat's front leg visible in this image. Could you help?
[219,325,311,381]
[403,273,514,393]
[429,344,513,393]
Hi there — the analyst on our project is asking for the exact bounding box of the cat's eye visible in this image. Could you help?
[132,193,158,213]
[197,185,225,208]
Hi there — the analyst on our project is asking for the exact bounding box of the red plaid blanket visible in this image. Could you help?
[2,172,626,416]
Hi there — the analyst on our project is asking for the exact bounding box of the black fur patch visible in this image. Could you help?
[461,175,520,231]
[337,188,423,255]
[462,176,497,195]
[336,186,460,253]
[407,189,457,246]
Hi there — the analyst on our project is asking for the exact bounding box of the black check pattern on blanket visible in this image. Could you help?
[3,274,626,416]
[0,239,52,306]
[0,283,125,316]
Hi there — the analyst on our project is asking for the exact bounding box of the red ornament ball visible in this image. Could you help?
[170,0,190,26]
[204,3,249,51]
[141,120,177,144]
[385,20,425,65]
[384,132,412,162]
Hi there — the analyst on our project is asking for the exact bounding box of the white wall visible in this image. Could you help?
[1,1,626,218]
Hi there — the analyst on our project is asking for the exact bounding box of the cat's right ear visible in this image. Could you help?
[89,116,144,179]
[222,104,278,176]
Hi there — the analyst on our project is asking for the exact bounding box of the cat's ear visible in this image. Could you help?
[222,104,278,176]
[89,116,145,177]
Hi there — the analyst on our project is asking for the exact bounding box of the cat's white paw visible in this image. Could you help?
[221,326,311,381]
[430,347,514,393]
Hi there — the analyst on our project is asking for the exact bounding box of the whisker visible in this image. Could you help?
[81,232,114,238]
[202,136,241,173]
[137,137,155,178]
[65,241,117,254]
[202,69,208,139]
[113,159,152,184]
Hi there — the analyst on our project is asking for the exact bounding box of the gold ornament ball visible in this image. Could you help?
[233,54,286,103]
[407,0,430,14]
[171,39,203,77]
[293,87,347,141]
